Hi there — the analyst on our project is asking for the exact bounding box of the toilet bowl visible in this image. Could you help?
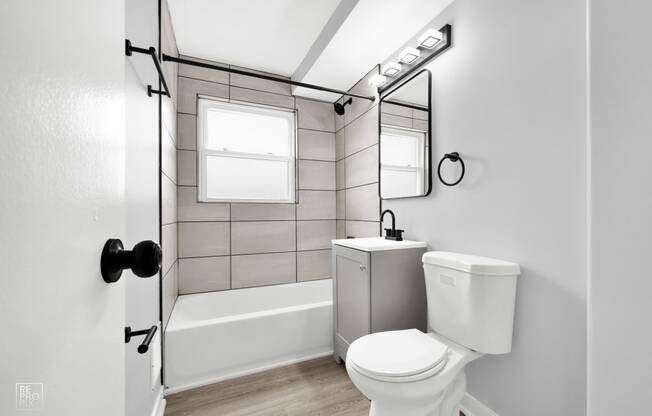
[345,251,520,416]
[346,329,482,416]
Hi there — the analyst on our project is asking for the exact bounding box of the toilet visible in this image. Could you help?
[345,251,520,416]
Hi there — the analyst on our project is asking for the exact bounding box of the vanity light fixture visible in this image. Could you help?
[398,47,420,64]
[382,62,402,77]
[368,74,387,87]
[417,29,443,49]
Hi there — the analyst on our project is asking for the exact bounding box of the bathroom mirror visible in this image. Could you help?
[379,69,431,199]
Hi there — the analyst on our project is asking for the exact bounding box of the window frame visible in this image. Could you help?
[379,125,426,197]
[197,97,297,204]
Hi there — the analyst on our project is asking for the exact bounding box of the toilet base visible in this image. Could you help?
[367,371,466,416]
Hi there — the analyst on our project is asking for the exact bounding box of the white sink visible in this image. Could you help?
[332,237,427,252]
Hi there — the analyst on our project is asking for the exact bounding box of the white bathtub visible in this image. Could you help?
[164,279,333,393]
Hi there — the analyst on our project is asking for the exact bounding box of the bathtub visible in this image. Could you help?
[164,279,333,393]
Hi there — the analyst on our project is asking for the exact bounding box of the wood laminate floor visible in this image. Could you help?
[164,356,371,416]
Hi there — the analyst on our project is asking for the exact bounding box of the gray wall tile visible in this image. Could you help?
[346,221,380,238]
[297,191,336,220]
[230,66,292,96]
[178,186,229,222]
[162,262,178,329]
[335,129,345,160]
[177,113,197,150]
[297,220,336,251]
[381,102,413,118]
[298,160,335,190]
[413,109,429,120]
[162,174,177,225]
[336,160,345,190]
[179,55,229,84]
[231,221,296,255]
[161,223,178,275]
[345,144,378,188]
[413,118,429,131]
[297,249,331,281]
[177,150,196,186]
[345,108,378,157]
[336,190,345,219]
[345,183,379,221]
[230,86,294,109]
[178,76,228,114]
[336,220,346,239]
[296,98,335,132]
[178,222,230,257]
[381,113,412,129]
[232,252,296,288]
[178,256,230,294]
[298,129,335,161]
[231,203,295,221]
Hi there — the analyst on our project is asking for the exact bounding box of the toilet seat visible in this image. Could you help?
[347,329,449,382]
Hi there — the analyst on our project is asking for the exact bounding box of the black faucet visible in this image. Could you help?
[380,209,404,241]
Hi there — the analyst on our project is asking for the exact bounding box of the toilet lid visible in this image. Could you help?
[347,329,448,378]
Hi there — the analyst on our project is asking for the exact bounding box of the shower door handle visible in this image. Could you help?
[101,239,162,283]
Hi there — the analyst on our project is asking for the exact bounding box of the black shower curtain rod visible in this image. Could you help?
[161,54,376,102]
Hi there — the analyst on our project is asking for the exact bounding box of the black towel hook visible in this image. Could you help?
[437,152,465,186]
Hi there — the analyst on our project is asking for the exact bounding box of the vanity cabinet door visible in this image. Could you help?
[333,245,370,358]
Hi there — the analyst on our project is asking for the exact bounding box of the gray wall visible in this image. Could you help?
[588,0,652,413]
[335,68,382,238]
[382,0,588,414]
[175,61,336,293]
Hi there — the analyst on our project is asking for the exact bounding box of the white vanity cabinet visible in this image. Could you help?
[332,237,428,362]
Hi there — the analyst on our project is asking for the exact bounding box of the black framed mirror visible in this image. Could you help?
[378,69,431,199]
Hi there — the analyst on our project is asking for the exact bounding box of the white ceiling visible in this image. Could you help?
[167,0,454,101]
[167,0,340,76]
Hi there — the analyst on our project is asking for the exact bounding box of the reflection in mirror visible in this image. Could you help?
[379,70,431,199]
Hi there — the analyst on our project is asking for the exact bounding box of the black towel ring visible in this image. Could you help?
[437,152,465,187]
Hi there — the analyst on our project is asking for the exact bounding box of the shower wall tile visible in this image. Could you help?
[298,129,335,161]
[336,190,345,219]
[177,186,229,222]
[381,102,412,118]
[179,55,229,84]
[162,262,178,329]
[345,183,379,222]
[296,98,335,132]
[177,113,197,150]
[162,127,177,182]
[344,67,379,126]
[231,221,296,255]
[162,223,178,275]
[345,144,378,188]
[230,86,294,109]
[232,252,296,288]
[336,160,345,190]
[178,256,230,294]
[230,203,295,221]
[178,222,230,258]
[298,160,335,190]
[297,220,336,251]
[345,108,379,157]
[346,221,380,239]
[413,109,429,120]
[413,119,429,131]
[297,191,336,220]
[177,150,196,186]
[230,66,292,95]
[178,76,229,114]
[162,174,177,226]
[297,249,331,282]
[336,220,346,239]
[335,129,345,160]
[381,113,412,129]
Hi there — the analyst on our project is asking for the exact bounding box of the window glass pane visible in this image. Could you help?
[204,103,292,156]
[380,132,419,166]
[381,168,420,198]
[205,155,290,201]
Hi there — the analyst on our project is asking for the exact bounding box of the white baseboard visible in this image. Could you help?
[460,393,498,416]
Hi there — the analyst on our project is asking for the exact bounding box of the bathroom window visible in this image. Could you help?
[380,127,426,198]
[197,98,296,203]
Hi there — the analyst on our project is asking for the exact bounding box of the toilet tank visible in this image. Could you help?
[422,251,520,354]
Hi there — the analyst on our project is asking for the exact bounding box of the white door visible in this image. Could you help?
[0,1,126,415]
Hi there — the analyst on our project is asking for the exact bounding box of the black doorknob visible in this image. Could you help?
[101,239,162,283]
